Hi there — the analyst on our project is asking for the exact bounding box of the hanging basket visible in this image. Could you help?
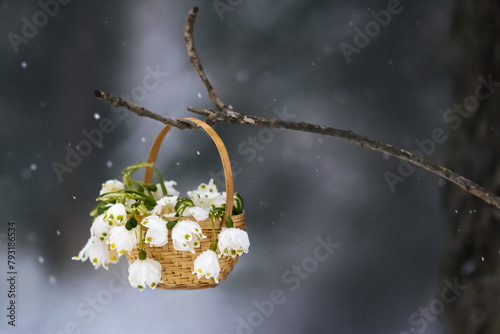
[126,117,246,290]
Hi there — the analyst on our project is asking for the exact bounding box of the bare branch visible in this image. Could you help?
[93,7,500,210]
[184,7,229,112]
[94,90,195,129]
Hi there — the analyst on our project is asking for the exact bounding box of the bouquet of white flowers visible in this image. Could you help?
[72,119,249,291]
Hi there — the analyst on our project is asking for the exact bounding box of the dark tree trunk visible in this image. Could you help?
[442,1,500,333]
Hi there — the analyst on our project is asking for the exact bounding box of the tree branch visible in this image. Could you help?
[184,7,229,113]
[94,90,195,129]
[94,7,500,211]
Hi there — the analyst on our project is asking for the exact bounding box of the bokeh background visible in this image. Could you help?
[0,0,466,333]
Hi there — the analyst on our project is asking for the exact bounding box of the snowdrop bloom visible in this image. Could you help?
[104,203,127,226]
[152,180,180,201]
[107,225,139,255]
[192,250,220,283]
[88,238,112,269]
[217,227,250,258]
[100,179,124,195]
[150,196,178,218]
[171,219,206,253]
[183,206,210,221]
[142,215,168,247]
[187,179,226,209]
[90,214,111,241]
[72,236,114,270]
[128,257,163,291]
[72,237,93,262]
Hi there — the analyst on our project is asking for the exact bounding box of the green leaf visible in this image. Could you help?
[121,162,154,176]
[233,193,244,215]
[166,220,179,229]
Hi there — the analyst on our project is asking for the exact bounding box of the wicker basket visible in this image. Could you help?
[126,118,246,290]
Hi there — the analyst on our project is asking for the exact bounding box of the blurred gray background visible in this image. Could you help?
[0,0,460,333]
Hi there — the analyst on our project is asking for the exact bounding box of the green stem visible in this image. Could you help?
[139,223,143,251]
[211,215,216,241]
[98,190,156,207]
[209,214,218,252]
[152,165,168,196]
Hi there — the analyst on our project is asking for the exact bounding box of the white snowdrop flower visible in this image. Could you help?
[183,206,210,221]
[72,236,93,262]
[142,215,168,247]
[187,179,226,209]
[72,236,111,270]
[104,203,127,226]
[90,214,111,241]
[192,250,221,283]
[107,225,139,256]
[99,179,124,195]
[151,196,178,218]
[171,219,206,253]
[128,256,163,291]
[88,238,112,269]
[217,227,250,258]
[152,180,180,201]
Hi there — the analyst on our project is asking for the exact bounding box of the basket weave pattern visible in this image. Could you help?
[127,213,245,290]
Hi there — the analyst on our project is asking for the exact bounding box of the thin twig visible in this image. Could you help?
[184,7,229,112]
[93,8,500,210]
[94,90,195,129]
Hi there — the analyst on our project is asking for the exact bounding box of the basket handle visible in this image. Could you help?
[144,118,234,222]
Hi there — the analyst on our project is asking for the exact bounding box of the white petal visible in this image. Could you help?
[142,215,168,247]
[173,238,195,253]
[187,179,226,209]
[90,214,111,241]
[171,220,206,250]
[217,227,250,258]
[72,236,93,261]
[192,250,220,284]
[104,203,127,226]
[152,180,180,201]
[128,257,163,290]
[100,179,124,195]
[107,225,139,255]
[88,238,110,270]
[151,196,178,217]
[187,207,210,221]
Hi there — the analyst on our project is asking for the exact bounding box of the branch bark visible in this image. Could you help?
[94,7,500,211]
